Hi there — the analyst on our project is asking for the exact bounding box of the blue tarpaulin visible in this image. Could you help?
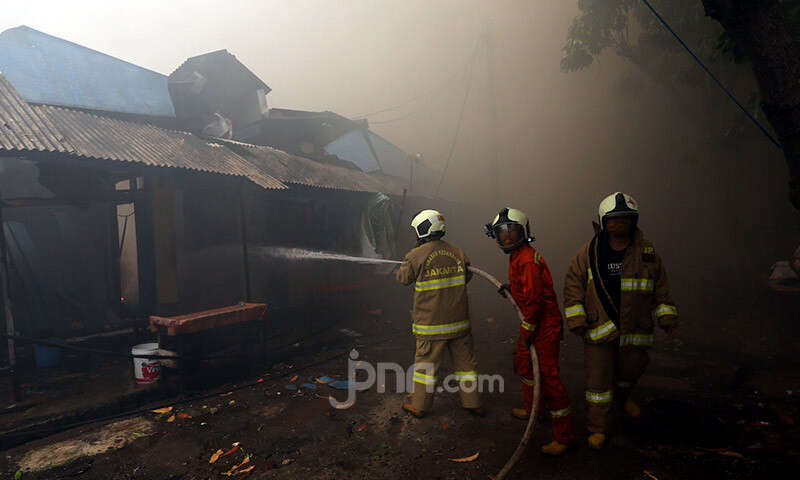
[0,26,175,116]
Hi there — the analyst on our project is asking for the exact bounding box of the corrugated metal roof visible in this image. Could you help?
[216,138,405,194]
[0,73,73,153]
[0,73,285,190]
[37,105,286,190]
[0,26,175,116]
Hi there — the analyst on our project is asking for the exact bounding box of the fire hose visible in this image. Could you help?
[468,266,540,480]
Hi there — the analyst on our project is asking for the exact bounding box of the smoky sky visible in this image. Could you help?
[2,2,587,180]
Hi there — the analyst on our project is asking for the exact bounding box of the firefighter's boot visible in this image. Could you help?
[588,433,606,450]
[402,401,425,418]
[540,440,569,456]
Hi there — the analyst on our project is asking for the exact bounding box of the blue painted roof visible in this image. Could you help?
[368,131,409,179]
[0,26,174,116]
[324,129,380,172]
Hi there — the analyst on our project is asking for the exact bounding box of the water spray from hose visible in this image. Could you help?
[256,247,404,265]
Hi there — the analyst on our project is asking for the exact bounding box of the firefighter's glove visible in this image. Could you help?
[497,284,511,298]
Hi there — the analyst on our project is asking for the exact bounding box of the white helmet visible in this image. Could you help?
[411,209,446,240]
[485,207,533,253]
[598,192,639,229]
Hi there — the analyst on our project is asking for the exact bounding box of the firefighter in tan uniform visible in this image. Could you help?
[564,192,678,450]
[397,209,483,417]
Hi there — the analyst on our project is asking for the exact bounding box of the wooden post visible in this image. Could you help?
[393,188,407,256]
[0,195,20,401]
[239,180,252,302]
[134,176,158,315]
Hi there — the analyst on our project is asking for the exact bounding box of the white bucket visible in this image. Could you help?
[132,343,161,384]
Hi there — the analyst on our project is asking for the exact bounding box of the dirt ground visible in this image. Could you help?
[2,291,800,480]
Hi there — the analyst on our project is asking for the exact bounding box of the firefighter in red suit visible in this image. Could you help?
[486,208,575,455]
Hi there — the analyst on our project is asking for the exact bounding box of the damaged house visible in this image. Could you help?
[0,26,416,374]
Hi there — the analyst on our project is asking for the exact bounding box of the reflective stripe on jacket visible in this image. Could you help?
[563,229,678,345]
[397,239,472,341]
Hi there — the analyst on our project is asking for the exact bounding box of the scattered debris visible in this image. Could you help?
[317,376,335,384]
[220,392,234,397]
[696,448,745,459]
[284,384,298,391]
[14,471,21,480]
[281,459,294,466]
[750,421,773,427]
[151,407,173,414]
[166,415,176,423]
[229,400,236,405]
[237,465,255,474]
[637,449,662,459]
[334,398,355,409]
[210,449,224,464]
[177,413,191,419]
[449,451,479,463]
[222,445,240,458]
[644,471,659,480]
[356,424,367,432]
[131,432,149,438]
[328,380,351,390]
[222,456,250,476]
[300,383,318,390]
[257,378,264,383]
[442,423,451,431]
[340,328,363,337]
[718,451,745,459]
[289,375,299,383]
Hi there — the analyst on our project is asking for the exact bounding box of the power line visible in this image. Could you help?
[640,0,782,149]
[435,37,483,198]
[351,54,473,120]
[368,109,426,125]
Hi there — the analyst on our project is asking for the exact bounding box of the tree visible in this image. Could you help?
[700,0,800,209]
[563,0,800,209]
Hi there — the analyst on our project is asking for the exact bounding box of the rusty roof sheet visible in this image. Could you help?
[36,105,286,190]
[214,138,406,194]
[0,73,285,190]
[0,73,73,153]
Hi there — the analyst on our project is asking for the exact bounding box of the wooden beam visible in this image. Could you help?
[0,193,20,401]
[239,180,252,302]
